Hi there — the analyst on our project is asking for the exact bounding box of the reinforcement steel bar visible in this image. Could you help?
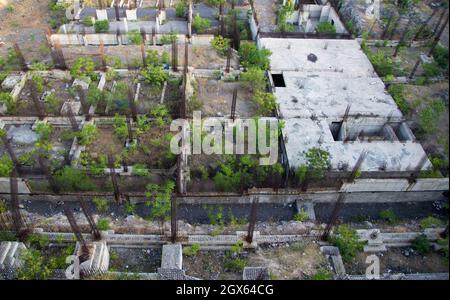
[108,154,122,203]
[321,193,346,241]
[79,197,101,240]
[171,196,178,243]
[246,197,259,244]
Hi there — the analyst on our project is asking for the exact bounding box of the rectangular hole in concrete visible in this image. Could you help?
[330,122,343,141]
[271,73,286,87]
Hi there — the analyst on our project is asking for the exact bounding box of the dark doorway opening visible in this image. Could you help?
[272,73,286,87]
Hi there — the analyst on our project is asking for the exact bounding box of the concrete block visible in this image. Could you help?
[243,267,269,280]
[1,74,22,91]
[161,244,182,270]
[331,254,346,276]
[126,10,137,21]
[72,78,91,90]
[96,10,108,21]
[61,101,81,115]
[295,200,316,221]
[0,242,12,266]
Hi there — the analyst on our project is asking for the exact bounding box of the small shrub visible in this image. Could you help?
[240,67,266,92]
[419,100,446,134]
[192,15,211,33]
[124,202,136,215]
[312,270,333,280]
[53,166,96,192]
[175,1,186,17]
[412,234,431,255]
[0,154,13,177]
[211,36,230,56]
[420,216,443,229]
[94,20,109,33]
[128,29,143,45]
[160,33,178,45]
[97,218,110,231]
[316,22,336,34]
[82,16,94,27]
[183,244,201,256]
[331,225,364,263]
[31,74,44,93]
[388,84,410,115]
[78,124,97,146]
[70,57,96,80]
[0,92,16,114]
[140,65,169,86]
[224,257,247,272]
[35,122,53,141]
[0,199,8,214]
[253,91,277,116]
[92,197,109,213]
[132,164,149,176]
[423,62,441,78]
[437,237,449,264]
[305,148,330,179]
[239,43,272,70]
[379,209,399,225]
[293,208,309,222]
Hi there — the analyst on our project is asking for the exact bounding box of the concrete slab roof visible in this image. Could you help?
[261,38,430,172]
[260,38,377,77]
[274,72,403,119]
[283,118,431,172]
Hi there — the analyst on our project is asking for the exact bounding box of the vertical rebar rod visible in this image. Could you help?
[413,9,438,42]
[29,80,46,120]
[108,154,121,203]
[226,47,231,73]
[231,87,237,121]
[393,18,413,57]
[170,196,177,243]
[128,85,137,121]
[428,14,449,56]
[79,197,101,240]
[321,193,346,241]
[172,39,178,72]
[246,197,259,244]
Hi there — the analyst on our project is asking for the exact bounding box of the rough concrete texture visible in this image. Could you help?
[0,242,26,275]
[261,38,430,172]
[161,243,182,270]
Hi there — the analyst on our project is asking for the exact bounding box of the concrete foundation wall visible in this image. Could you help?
[341,179,409,192]
[0,178,31,194]
[409,179,449,191]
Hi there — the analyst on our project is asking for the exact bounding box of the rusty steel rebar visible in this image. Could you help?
[246,197,259,244]
[79,197,101,240]
[321,193,346,241]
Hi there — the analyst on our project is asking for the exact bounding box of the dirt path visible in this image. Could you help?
[0,0,51,59]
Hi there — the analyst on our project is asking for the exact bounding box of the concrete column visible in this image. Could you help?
[96,9,108,21]
[123,18,129,33]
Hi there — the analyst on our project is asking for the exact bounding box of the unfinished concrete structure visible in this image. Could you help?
[262,37,432,177]
[288,1,347,34]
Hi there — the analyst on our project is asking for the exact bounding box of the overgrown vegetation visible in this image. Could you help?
[379,209,399,225]
[316,22,336,34]
[412,234,431,255]
[213,155,284,192]
[331,225,364,263]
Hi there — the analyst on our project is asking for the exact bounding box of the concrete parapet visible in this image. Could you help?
[161,243,182,270]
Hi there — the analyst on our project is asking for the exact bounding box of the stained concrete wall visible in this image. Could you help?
[409,178,449,191]
[341,179,409,192]
[0,178,31,194]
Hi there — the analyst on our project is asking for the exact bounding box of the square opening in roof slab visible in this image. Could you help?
[271,73,286,87]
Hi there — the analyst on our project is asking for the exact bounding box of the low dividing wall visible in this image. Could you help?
[50,33,213,46]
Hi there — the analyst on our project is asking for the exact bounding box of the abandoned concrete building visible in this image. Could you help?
[0,0,448,281]
[263,38,427,173]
